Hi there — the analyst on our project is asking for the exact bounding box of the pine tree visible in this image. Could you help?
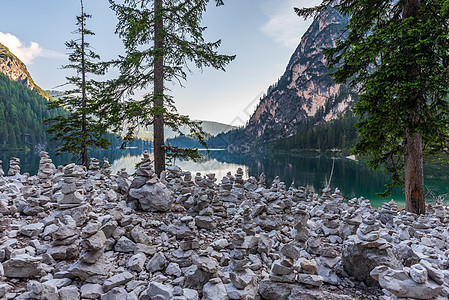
[101,0,235,175]
[46,0,110,166]
[296,0,449,214]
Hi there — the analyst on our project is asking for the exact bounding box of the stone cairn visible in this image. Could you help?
[228,228,258,298]
[48,215,80,261]
[233,168,244,189]
[127,151,172,211]
[8,157,20,176]
[342,212,403,286]
[88,158,101,177]
[37,151,56,196]
[22,186,45,216]
[79,218,107,264]
[56,163,86,210]
[101,157,112,177]
[116,168,131,195]
[270,243,299,283]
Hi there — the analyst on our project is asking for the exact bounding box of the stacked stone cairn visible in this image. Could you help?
[116,168,131,195]
[88,158,101,176]
[127,150,172,211]
[225,228,258,299]
[8,157,20,177]
[342,212,403,286]
[37,151,56,196]
[101,157,112,177]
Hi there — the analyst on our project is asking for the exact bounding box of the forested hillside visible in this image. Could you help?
[0,73,64,151]
[270,111,358,155]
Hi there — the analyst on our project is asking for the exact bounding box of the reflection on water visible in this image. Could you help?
[111,151,249,182]
[4,147,449,208]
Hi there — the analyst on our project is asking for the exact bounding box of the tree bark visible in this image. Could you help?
[402,0,425,214]
[80,0,88,167]
[153,0,165,176]
[404,132,425,214]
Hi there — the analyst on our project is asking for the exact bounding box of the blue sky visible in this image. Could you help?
[1,0,319,125]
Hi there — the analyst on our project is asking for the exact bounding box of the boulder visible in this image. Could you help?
[128,182,172,212]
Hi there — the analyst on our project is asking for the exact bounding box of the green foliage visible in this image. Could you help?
[0,73,63,151]
[0,43,52,101]
[270,111,358,155]
[97,0,235,159]
[46,2,110,165]
[297,0,449,197]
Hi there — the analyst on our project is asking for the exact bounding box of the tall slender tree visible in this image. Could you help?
[46,0,109,166]
[296,0,449,214]
[101,0,235,176]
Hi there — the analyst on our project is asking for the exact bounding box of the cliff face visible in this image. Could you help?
[243,6,356,145]
[0,42,50,99]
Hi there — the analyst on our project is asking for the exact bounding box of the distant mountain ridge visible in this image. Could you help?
[230,5,357,151]
[135,120,238,141]
[0,42,51,100]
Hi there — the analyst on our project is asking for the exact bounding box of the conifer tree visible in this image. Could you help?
[296,0,449,214]
[101,0,235,176]
[46,0,110,166]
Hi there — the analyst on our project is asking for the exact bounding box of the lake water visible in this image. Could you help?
[2,148,449,208]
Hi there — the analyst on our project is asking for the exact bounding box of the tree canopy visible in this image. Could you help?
[296,0,449,214]
[98,0,235,175]
[46,0,110,166]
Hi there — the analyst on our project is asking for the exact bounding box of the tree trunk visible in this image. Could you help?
[404,132,425,214]
[153,0,165,176]
[80,0,88,167]
[403,0,425,214]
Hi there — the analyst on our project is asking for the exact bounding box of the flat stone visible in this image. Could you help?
[19,223,44,237]
[230,269,256,289]
[127,253,146,272]
[202,280,227,300]
[80,283,103,299]
[296,273,323,287]
[103,271,134,292]
[300,260,317,275]
[146,252,166,273]
[101,287,129,300]
[197,256,219,274]
[82,230,107,251]
[271,261,292,275]
[59,285,80,300]
[143,282,173,300]
[69,255,112,281]
[166,262,182,277]
[114,236,136,253]
[3,254,42,278]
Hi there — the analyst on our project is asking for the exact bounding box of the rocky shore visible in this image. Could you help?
[0,151,448,299]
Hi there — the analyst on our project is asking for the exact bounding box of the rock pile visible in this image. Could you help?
[127,150,172,211]
[2,151,449,300]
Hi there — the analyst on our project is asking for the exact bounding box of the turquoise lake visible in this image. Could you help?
[2,148,449,208]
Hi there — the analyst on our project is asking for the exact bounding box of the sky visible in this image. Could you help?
[0,0,319,125]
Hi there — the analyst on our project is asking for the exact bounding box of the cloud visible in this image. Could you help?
[261,0,321,49]
[0,32,66,64]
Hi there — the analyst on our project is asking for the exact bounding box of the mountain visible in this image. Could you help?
[0,73,63,151]
[135,120,238,141]
[230,5,357,151]
[0,42,51,100]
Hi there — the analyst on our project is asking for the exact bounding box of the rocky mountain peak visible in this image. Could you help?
[244,5,356,143]
[0,42,51,100]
